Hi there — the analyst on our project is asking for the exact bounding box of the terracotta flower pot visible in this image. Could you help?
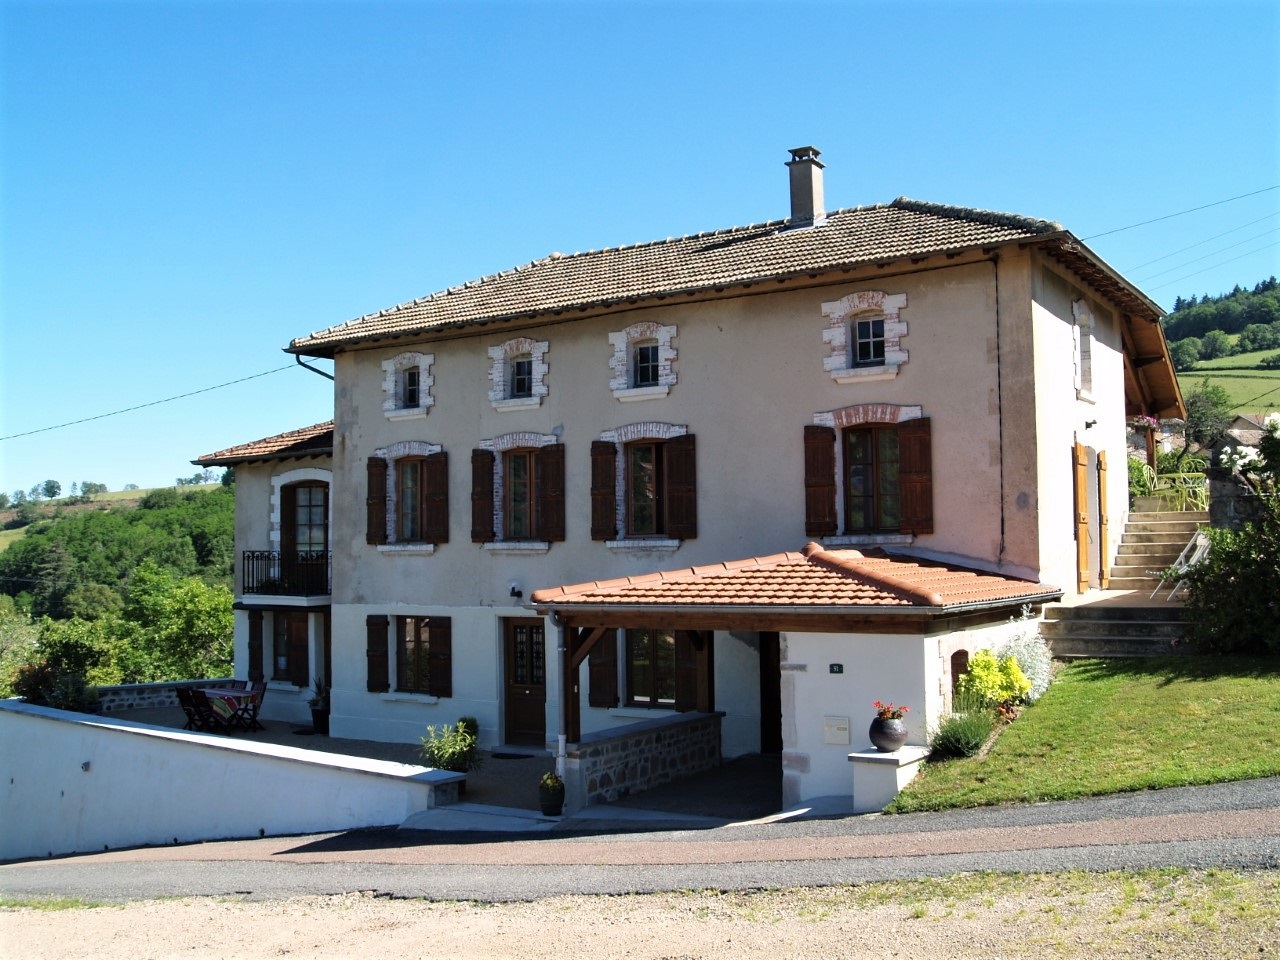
[869,716,907,752]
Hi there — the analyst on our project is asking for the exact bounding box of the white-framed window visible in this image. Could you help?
[593,421,695,551]
[475,431,563,551]
[370,440,444,553]
[1072,299,1095,401]
[488,337,549,411]
[381,352,435,420]
[609,322,677,400]
[822,291,908,384]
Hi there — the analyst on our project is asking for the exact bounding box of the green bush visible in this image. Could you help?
[955,649,1032,706]
[1182,498,1280,653]
[420,720,482,773]
[929,702,996,759]
[1128,455,1151,505]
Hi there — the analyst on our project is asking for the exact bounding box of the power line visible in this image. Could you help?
[1083,185,1280,241]
[0,366,298,441]
[1145,240,1280,291]
[1130,227,1280,283]
[1123,212,1280,273]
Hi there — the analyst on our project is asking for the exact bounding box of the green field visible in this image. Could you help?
[1176,347,1280,413]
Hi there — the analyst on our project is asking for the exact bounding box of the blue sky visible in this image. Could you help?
[2,0,1277,496]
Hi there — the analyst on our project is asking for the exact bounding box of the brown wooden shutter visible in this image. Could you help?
[898,418,934,535]
[287,613,310,688]
[665,433,697,540]
[470,449,495,543]
[366,614,389,692]
[590,440,618,541]
[247,610,264,683]
[427,616,452,698]
[804,425,838,537]
[366,457,388,545]
[588,628,619,707]
[538,443,566,542]
[1073,441,1090,593]
[1097,451,1111,589]
[281,484,298,555]
[423,451,450,544]
[674,630,700,713]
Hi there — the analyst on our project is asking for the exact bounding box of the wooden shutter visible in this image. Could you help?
[674,630,713,713]
[898,418,934,535]
[590,440,618,541]
[366,457,388,545]
[427,616,452,698]
[1097,451,1111,589]
[423,451,450,544]
[804,425,838,537]
[366,614,389,692]
[538,443,566,542]
[281,484,298,555]
[588,629,619,707]
[665,433,698,540]
[247,610,264,683]
[287,613,310,688]
[470,449,495,543]
[1073,441,1090,593]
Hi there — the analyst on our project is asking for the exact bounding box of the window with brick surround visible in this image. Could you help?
[822,291,908,384]
[472,434,564,547]
[609,322,677,400]
[366,443,448,549]
[805,405,932,541]
[592,423,696,545]
[381,352,434,420]
[1072,299,1095,401]
[488,338,549,410]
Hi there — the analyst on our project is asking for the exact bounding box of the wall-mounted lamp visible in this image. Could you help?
[508,581,523,599]
[81,761,91,772]
[1084,420,1098,429]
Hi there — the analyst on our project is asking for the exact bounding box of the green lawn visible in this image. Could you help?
[1177,370,1280,411]
[887,657,1280,813]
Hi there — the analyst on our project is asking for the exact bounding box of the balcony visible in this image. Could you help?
[242,551,331,597]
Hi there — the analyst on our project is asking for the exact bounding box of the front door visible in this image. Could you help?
[504,619,546,746]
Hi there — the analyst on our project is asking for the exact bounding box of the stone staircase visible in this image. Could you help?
[1040,509,1207,658]
[1108,510,1209,591]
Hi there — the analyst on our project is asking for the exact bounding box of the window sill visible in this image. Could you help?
[821,533,915,548]
[377,543,437,556]
[483,541,551,555]
[612,384,670,402]
[605,538,681,554]
[385,407,429,422]
[829,364,899,384]
[380,691,441,705]
[492,396,541,412]
[608,706,677,719]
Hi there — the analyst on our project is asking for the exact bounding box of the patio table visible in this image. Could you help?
[199,687,264,731]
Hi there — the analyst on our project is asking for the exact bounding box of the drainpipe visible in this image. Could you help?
[294,354,335,381]
[549,611,568,779]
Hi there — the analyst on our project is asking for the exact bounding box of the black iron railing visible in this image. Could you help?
[242,551,331,596]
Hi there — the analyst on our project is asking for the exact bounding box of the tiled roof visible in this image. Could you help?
[530,542,1061,613]
[194,421,334,467]
[289,199,1071,355]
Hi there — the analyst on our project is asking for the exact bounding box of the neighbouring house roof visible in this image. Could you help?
[286,196,1181,418]
[193,421,334,467]
[530,542,1061,619]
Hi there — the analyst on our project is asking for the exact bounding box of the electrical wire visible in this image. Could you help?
[1123,213,1280,273]
[1145,240,1280,291]
[0,366,300,441]
[1083,185,1280,240]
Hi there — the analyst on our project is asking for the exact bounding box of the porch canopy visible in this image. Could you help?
[529,542,1062,742]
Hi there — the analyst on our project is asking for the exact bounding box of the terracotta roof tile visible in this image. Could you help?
[529,543,1060,612]
[289,200,1067,355]
[194,421,334,467]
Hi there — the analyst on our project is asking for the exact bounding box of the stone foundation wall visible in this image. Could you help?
[1208,472,1274,531]
[568,712,722,806]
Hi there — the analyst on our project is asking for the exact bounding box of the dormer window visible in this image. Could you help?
[381,352,434,421]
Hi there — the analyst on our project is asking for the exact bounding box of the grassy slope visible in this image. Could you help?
[1177,349,1280,412]
[888,656,1280,813]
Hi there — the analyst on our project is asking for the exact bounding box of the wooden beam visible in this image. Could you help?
[567,625,611,672]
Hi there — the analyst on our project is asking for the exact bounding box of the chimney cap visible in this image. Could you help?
[787,146,825,167]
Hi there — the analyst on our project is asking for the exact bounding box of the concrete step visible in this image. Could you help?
[1042,603,1191,657]
[1120,531,1202,546]
[1043,604,1185,622]
[1127,511,1209,524]
[1115,542,1185,557]
[1041,619,1185,640]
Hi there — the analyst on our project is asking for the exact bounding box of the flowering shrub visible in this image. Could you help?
[929,700,995,759]
[1219,412,1280,493]
[998,629,1054,702]
[872,700,909,720]
[1129,415,1160,431]
[955,650,1031,707]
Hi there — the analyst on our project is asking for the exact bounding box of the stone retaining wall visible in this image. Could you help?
[567,712,722,808]
[94,679,233,714]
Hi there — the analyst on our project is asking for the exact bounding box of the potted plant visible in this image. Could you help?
[308,678,330,736]
[538,770,565,817]
[869,700,909,752]
[420,720,482,780]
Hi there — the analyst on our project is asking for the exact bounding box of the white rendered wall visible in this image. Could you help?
[0,700,447,863]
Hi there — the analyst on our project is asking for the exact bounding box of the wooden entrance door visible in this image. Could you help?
[504,620,546,746]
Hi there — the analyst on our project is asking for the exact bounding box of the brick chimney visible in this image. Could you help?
[786,146,825,226]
